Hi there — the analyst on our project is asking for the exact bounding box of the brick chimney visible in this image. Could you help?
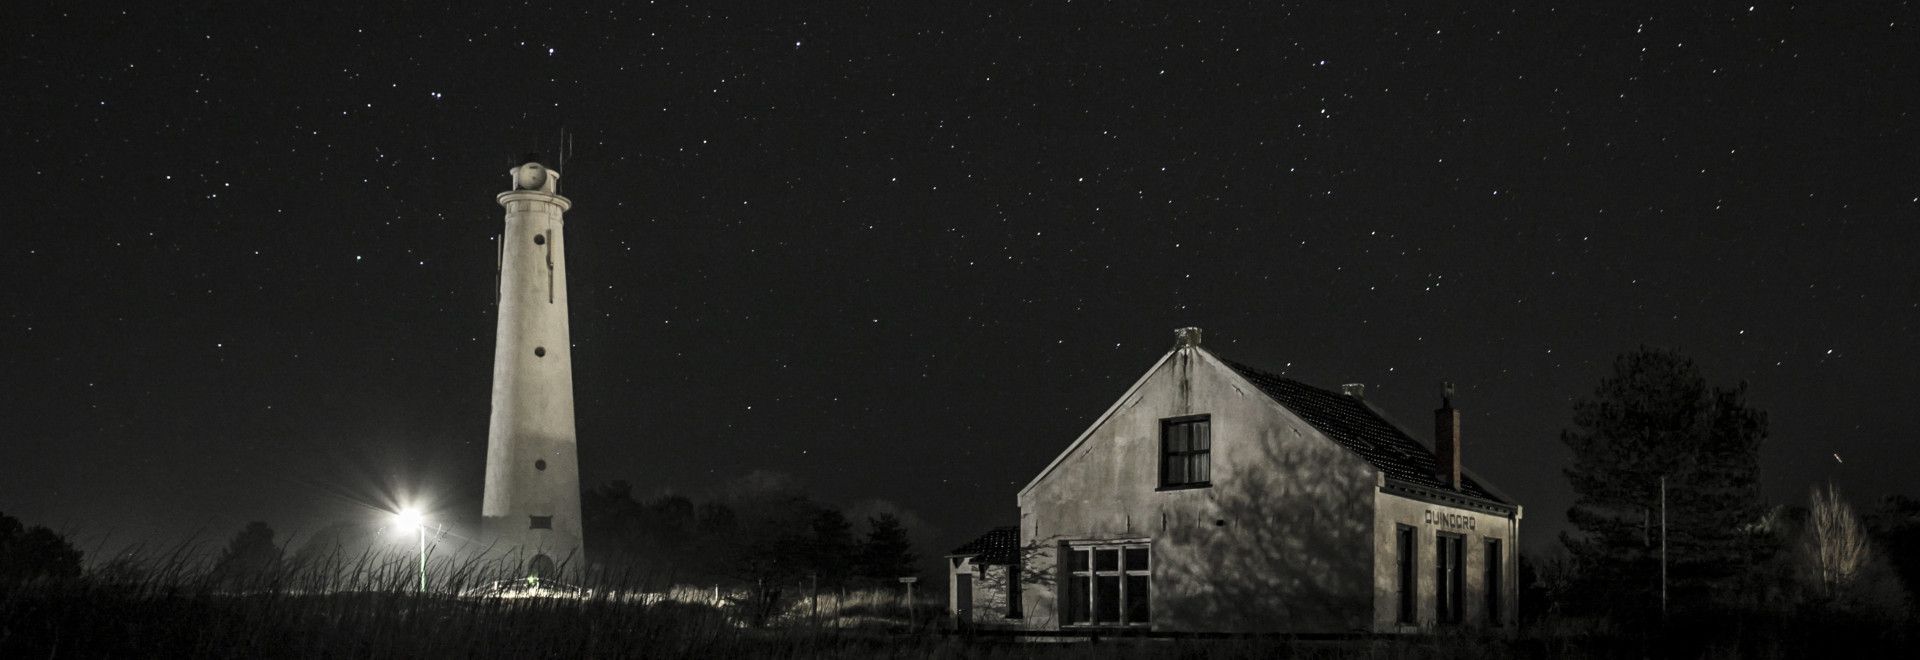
[1434,381,1462,490]
[1341,383,1365,399]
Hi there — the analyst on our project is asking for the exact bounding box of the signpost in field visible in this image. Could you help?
[899,577,918,626]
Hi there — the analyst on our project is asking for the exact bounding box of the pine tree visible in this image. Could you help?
[1560,347,1767,614]
[857,513,917,583]
[805,508,856,587]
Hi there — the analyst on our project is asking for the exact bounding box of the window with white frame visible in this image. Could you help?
[1062,542,1151,626]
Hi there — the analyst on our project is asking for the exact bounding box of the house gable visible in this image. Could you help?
[1017,345,1514,512]
[1015,342,1383,632]
[1013,345,1390,506]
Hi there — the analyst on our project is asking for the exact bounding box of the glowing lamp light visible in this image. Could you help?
[395,508,424,530]
[393,507,429,593]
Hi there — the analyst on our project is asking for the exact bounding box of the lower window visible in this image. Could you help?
[1485,538,1503,625]
[1436,532,1465,624]
[1395,525,1417,624]
[1063,542,1151,627]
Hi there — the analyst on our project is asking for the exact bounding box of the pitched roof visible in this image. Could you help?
[949,526,1020,565]
[1223,359,1506,504]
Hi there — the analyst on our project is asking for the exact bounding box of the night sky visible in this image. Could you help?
[5,2,1916,558]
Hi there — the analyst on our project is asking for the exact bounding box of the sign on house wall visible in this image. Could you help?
[1424,509,1476,532]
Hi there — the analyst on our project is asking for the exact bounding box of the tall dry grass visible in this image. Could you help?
[4,545,723,657]
[5,542,1913,658]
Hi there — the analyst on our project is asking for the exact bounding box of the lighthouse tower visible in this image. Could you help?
[481,157,583,580]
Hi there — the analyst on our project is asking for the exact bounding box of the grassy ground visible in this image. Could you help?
[3,560,1911,659]
[0,584,1552,660]
[5,584,1857,660]
[0,576,1504,659]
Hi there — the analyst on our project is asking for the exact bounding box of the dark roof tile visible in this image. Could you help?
[950,526,1020,565]
[1224,360,1505,504]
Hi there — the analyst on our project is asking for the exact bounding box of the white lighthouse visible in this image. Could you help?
[481,156,583,580]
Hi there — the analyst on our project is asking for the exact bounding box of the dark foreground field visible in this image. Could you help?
[4,580,1913,660]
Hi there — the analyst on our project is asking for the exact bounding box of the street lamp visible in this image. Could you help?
[395,508,426,593]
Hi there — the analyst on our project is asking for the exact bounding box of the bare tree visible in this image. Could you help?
[1803,482,1870,599]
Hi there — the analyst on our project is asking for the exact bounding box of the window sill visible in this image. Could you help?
[1156,482,1211,492]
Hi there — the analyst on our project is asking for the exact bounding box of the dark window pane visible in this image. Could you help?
[1451,538,1466,622]
[1069,549,1089,573]
[1435,534,1464,624]
[1435,536,1448,622]
[1124,546,1149,571]
[1126,575,1151,624]
[1396,526,1416,624]
[1485,539,1503,624]
[1067,575,1090,623]
[1094,576,1120,623]
[1162,418,1215,487]
[1094,548,1119,572]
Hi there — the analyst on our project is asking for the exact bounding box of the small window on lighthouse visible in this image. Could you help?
[534,234,546,245]
[534,459,547,471]
[529,516,553,530]
[534,346,546,357]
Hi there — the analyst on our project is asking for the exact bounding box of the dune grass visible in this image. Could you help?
[5,545,1912,658]
[2,544,955,658]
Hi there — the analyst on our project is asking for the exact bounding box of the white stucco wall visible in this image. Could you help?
[948,557,1015,625]
[1015,347,1383,633]
[1370,491,1521,631]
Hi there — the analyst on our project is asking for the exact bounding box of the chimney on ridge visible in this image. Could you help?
[1174,327,1203,349]
[1341,383,1365,398]
[1435,381,1462,490]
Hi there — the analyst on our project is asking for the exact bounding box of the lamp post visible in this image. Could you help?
[396,508,426,593]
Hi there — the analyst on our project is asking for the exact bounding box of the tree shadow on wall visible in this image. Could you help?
[1154,430,1379,633]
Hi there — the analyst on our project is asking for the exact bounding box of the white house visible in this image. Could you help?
[948,327,1520,633]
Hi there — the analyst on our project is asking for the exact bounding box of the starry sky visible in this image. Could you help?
[4,2,1916,557]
